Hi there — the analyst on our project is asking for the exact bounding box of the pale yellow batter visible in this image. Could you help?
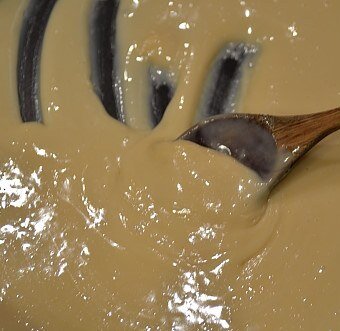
[0,0,340,330]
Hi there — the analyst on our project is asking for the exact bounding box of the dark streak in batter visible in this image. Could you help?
[17,0,58,122]
[90,0,124,122]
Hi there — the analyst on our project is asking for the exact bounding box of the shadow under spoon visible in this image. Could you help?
[178,107,340,189]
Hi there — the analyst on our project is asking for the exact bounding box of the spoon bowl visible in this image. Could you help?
[179,107,340,188]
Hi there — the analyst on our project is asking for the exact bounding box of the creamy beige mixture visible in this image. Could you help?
[0,0,340,330]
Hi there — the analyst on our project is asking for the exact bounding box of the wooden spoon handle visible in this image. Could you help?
[270,107,340,152]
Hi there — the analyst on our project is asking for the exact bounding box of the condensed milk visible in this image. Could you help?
[0,0,339,329]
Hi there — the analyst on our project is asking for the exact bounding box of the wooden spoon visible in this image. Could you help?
[178,107,340,188]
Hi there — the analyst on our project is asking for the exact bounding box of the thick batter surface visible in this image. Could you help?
[0,0,340,330]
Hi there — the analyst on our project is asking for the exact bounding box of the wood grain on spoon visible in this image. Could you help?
[264,107,340,153]
[179,107,340,187]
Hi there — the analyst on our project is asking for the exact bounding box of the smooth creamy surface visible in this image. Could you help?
[0,0,340,330]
